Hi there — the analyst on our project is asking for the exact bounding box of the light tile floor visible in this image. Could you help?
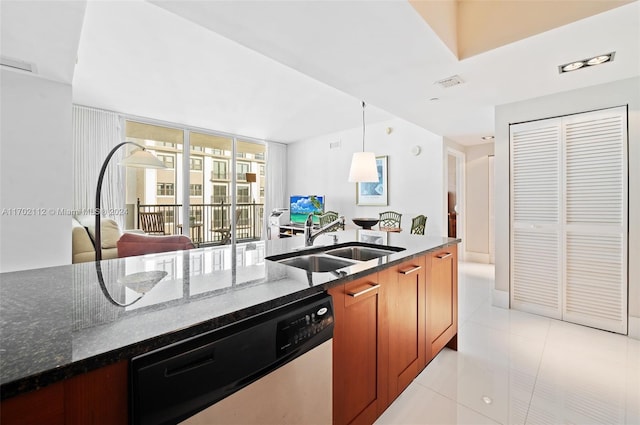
[376,262,640,425]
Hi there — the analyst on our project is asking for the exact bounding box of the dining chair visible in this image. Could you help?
[318,211,341,229]
[378,211,402,232]
[410,215,427,235]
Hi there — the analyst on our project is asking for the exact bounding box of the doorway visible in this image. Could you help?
[445,147,465,260]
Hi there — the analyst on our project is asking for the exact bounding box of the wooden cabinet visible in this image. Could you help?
[384,257,426,403]
[427,245,458,358]
[0,361,128,425]
[329,273,388,425]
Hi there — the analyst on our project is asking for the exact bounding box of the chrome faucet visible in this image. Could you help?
[304,213,345,247]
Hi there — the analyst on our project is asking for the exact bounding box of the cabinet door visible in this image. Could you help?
[427,246,458,358]
[329,274,388,425]
[385,257,425,402]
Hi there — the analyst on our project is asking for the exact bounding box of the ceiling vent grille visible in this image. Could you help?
[435,75,464,88]
[1,56,37,73]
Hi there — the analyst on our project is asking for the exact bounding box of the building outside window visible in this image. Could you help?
[157,183,175,196]
[212,184,227,203]
[237,162,250,181]
[190,157,203,171]
[212,160,228,180]
[190,184,203,196]
[157,154,175,169]
[237,185,250,203]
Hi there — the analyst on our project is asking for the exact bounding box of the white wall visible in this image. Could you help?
[288,117,444,236]
[494,77,640,338]
[465,143,494,263]
[0,70,73,272]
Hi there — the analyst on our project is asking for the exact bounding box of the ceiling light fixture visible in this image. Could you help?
[482,135,495,141]
[348,101,378,183]
[559,52,615,73]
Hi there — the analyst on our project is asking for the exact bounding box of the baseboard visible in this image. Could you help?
[492,289,509,309]
[629,316,640,340]
[465,251,490,264]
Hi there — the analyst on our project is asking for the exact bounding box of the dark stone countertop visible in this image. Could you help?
[0,229,459,399]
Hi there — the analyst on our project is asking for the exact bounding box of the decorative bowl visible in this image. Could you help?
[352,218,379,230]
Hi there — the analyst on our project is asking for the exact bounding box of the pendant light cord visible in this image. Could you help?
[362,101,366,152]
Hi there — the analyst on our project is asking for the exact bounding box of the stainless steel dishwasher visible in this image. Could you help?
[130,292,334,425]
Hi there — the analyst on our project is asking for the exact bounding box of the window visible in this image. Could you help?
[237,185,250,203]
[212,184,228,204]
[212,160,228,180]
[190,184,203,196]
[157,154,175,169]
[157,183,175,196]
[237,162,250,181]
[190,157,203,171]
[260,165,265,176]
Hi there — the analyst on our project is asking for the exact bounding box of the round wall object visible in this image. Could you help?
[411,145,421,156]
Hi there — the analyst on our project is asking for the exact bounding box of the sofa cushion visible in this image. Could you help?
[77,216,122,249]
[117,233,195,258]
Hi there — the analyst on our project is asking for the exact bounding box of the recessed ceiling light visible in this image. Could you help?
[482,135,495,141]
[559,52,615,74]
[481,395,493,405]
[587,55,611,66]
[562,62,584,72]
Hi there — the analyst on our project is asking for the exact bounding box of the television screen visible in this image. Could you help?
[290,195,325,224]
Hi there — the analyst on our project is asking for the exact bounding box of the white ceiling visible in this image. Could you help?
[2,0,639,146]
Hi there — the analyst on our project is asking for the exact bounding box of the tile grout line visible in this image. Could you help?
[521,318,552,425]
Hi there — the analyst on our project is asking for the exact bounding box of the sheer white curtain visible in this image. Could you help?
[72,105,126,229]
[264,142,287,239]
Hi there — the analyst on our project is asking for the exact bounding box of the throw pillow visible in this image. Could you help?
[77,216,122,249]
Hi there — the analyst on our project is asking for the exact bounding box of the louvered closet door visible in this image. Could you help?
[562,107,627,334]
[510,107,628,334]
[510,119,562,319]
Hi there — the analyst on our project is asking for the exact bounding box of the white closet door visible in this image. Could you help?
[510,119,562,318]
[562,107,627,334]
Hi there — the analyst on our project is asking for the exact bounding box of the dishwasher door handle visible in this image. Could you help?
[165,350,216,377]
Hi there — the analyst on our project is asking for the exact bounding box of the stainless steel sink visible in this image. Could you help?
[323,246,398,261]
[277,255,356,272]
[265,242,405,273]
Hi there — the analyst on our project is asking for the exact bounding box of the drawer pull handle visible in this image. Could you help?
[436,253,452,259]
[347,283,380,298]
[399,265,422,275]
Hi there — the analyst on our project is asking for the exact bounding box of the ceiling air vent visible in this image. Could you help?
[1,56,37,73]
[435,75,464,88]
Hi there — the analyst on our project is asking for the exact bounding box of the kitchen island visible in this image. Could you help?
[0,229,459,423]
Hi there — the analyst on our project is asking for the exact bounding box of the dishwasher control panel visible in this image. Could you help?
[276,296,334,357]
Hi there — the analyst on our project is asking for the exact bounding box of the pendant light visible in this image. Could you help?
[348,101,378,183]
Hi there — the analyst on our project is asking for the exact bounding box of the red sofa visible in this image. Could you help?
[117,233,195,258]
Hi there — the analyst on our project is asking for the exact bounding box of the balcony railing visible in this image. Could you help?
[137,200,264,246]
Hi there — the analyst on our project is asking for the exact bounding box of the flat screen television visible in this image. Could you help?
[290,195,325,224]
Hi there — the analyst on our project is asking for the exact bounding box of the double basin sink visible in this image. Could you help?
[266,242,405,273]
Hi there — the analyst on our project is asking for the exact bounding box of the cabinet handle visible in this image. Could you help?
[347,283,380,298]
[399,265,421,275]
[436,253,452,259]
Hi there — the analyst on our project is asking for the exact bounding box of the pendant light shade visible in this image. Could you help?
[348,152,378,182]
[348,101,378,183]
